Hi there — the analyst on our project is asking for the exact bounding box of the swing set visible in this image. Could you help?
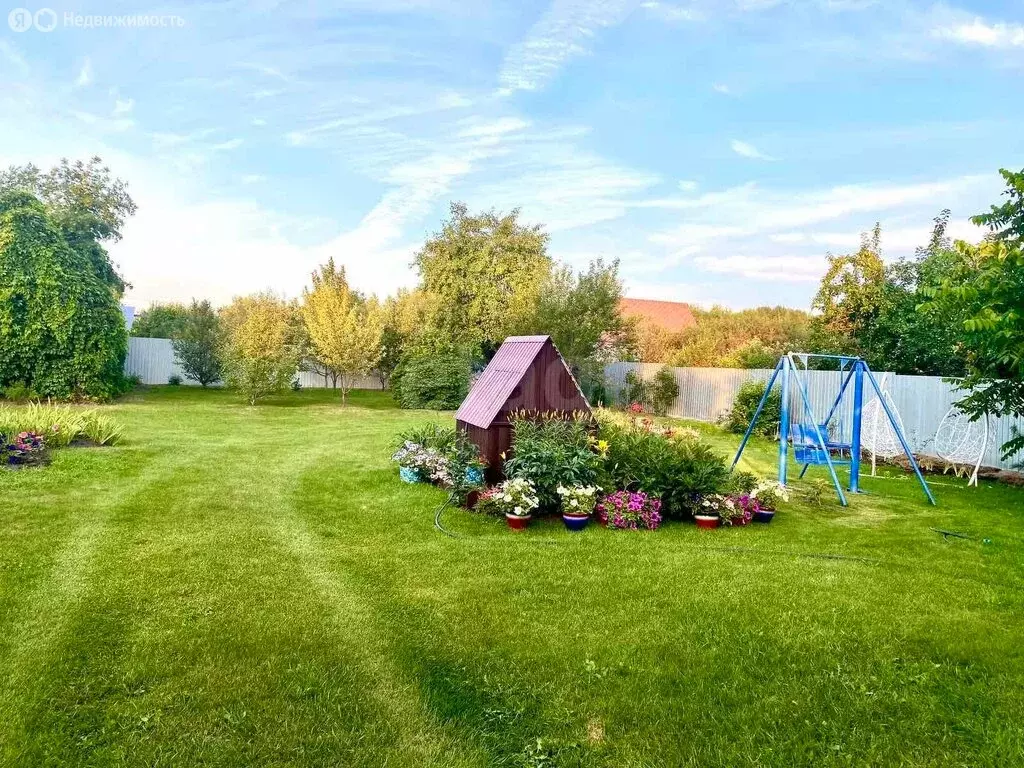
[731,353,935,506]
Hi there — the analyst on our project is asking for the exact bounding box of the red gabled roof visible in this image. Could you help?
[455,336,550,428]
[620,298,696,333]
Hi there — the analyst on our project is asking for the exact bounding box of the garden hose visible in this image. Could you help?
[433,493,459,538]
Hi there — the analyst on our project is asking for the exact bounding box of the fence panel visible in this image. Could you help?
[605,362,1023,471]
[124,337,383,390]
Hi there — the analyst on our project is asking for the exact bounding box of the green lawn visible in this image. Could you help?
[2,387,1023,767]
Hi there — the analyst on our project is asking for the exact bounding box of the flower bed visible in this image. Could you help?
[2,431,48,467]
[391,408,789,533]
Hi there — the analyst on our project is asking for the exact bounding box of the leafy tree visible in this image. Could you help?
[172,300,224,387]
[922,169,1024,460]
[374,289,436,388]
[221,293,299,405]
[415,202,551,352]
[812,224,886,356]
[0,191,128,398]
[860,212,968,376]
[301,259,384,404]
[132,303,190,338]
[530,258,632,396]
[0,157,136,296]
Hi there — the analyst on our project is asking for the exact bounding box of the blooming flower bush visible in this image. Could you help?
[479,478,540,517]
[750,480,789,511]
[2,431,47,466]
[596,490,662,530]
[556,485,599,517]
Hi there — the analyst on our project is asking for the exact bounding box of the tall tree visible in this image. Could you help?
[811,224,886,356]
[415,202,551,352]
[0,157,136,296]
[132,303,190,338]
[530,258,631,392]
[0,190,128,398]
[172,300,224,387]
[301,259,384,404]
[922,169,1024,460]
[220,293,299,405]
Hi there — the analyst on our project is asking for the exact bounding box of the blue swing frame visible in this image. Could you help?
[730,353,935,507]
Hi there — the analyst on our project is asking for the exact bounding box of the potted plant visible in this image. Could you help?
[695,494,729,529]
[595,491,662,530]
[750,480,789,523]
[725,495,755,526]
[391,441,450,485]
[490,478,540,530]
[556,485,599,531]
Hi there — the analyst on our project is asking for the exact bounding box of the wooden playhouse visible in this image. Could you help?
[455,335,591,483]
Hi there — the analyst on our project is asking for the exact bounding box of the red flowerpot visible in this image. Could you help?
[695,515,720,530]
[465,490,480,510]
[506,513,532,530]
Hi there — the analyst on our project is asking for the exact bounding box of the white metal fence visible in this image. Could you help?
[605,361,1023,471]
[124,337,383,390]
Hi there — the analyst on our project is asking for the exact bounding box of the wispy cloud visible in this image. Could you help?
[934,16,1024,48]
[0,40,29,73]
[113,98,134,116]
[75,58,93,88]
[730,139,774,160]
[640,1,704,22]
[694,254,827,282]
[456,117,531,139]
[212,138,244,151]
[647,175,990,245]
[499,0,641,93]
[712,83,733,95]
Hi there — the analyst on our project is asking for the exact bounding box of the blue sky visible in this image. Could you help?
[1,0,1023,310]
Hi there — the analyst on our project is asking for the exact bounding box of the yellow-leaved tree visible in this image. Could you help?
[302,259,384,404]
[220,293,300,405]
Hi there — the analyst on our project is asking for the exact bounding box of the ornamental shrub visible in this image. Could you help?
[0,191,129,399]
[393,351,471,410]
[599,415,729,519]
[505,412,601,510]
[621,367,679,415]
[172,300,224,387]
[720,380,781,437]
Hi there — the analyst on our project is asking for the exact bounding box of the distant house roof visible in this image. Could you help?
[455,335,550,428]
[620,298,696,333]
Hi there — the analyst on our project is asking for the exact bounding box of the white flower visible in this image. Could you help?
[503,494,512,502]
[570,499,578,507]
[514,506,523,515]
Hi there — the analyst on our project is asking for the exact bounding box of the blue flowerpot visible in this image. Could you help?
[753,509,775,524]
[399,466,421,484]
[562,513,590,531]
[465,466,483,485]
